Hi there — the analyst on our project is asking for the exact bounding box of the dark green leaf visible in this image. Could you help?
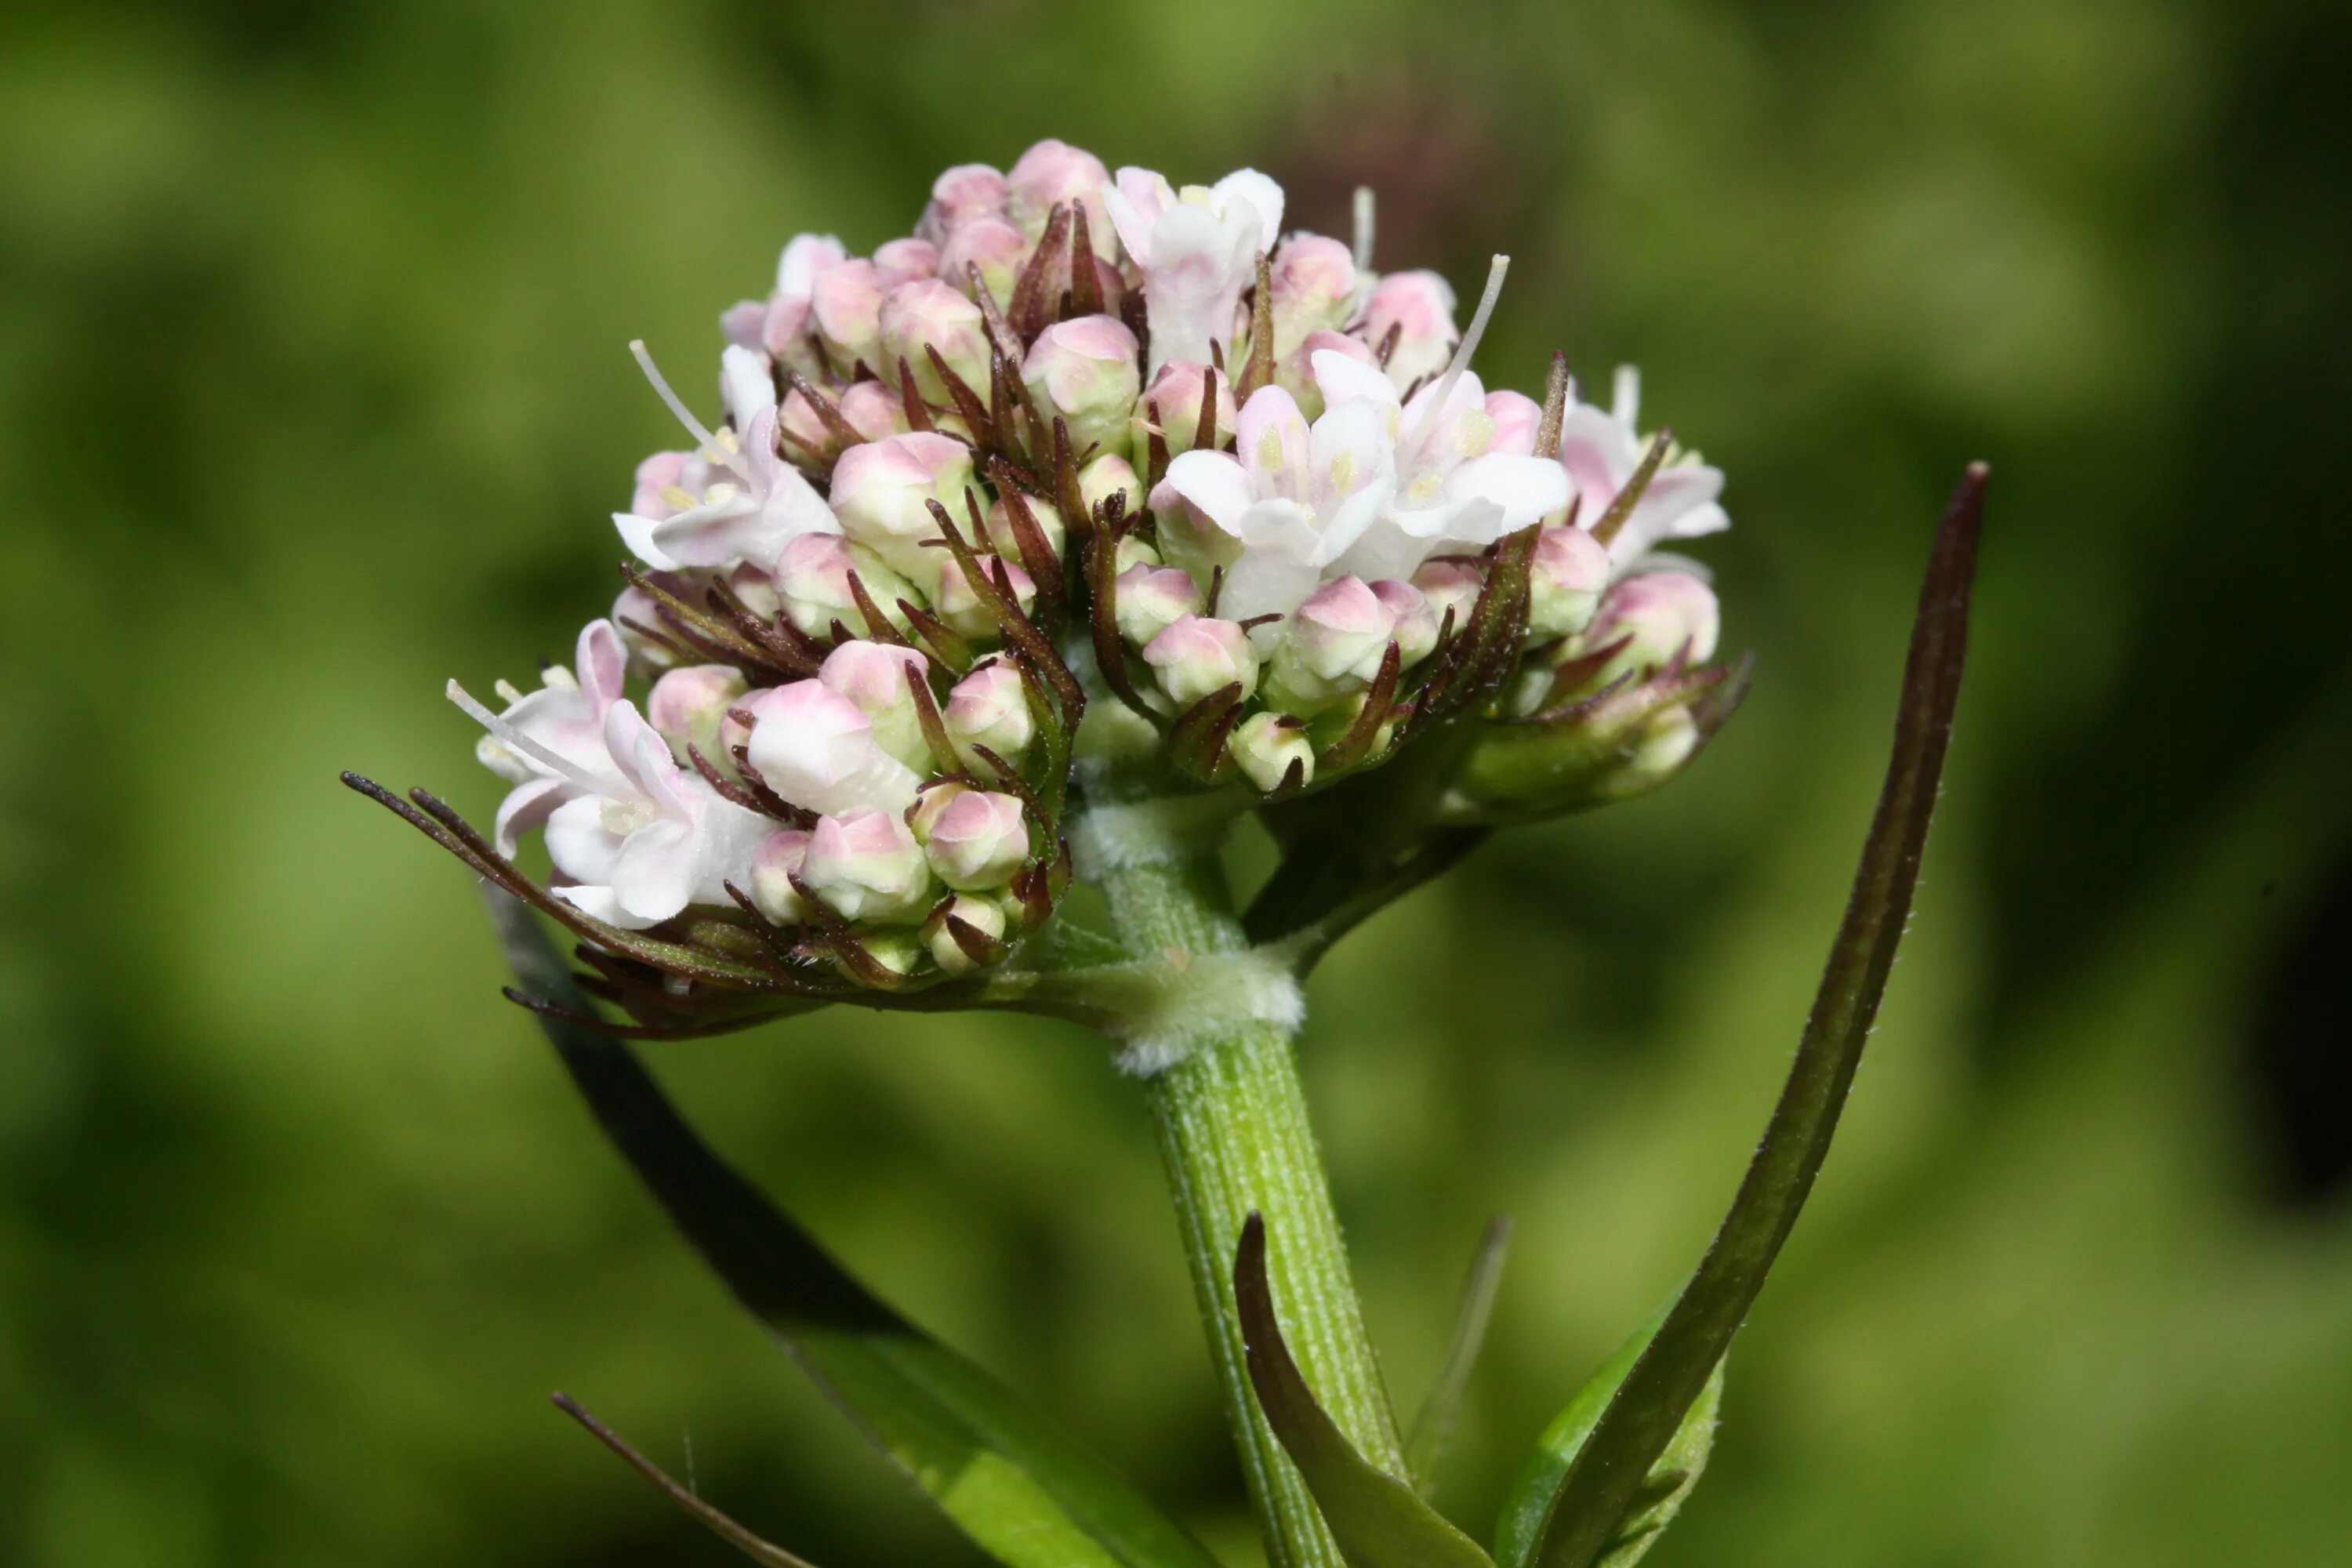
[491,888,1221,1568]
[1232,1214,1496,1568]
[1526,465,1988,1568]
[1493,1312,1722,1568]
[1405,1218,1513,1497]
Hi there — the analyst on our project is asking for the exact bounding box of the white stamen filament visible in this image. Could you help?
[630,339,759,490]
[1613,364,1642,427]
[445,680,626,798]
[1404,254,1508,459]
[1352,186,1376,273]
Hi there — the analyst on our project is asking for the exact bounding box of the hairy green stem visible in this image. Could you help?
[1091,835,1403,1568]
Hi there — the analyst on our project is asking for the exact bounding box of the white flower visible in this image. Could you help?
[741,681,924,817]
[720,232,849,359]
[1555,367,1729,570]
[612,343,840,576]
[541,700,772,931]
[1103,166,1285,372]
[1149,384,1396,626]
[1307,347,1568,584]
[455,619,626,856]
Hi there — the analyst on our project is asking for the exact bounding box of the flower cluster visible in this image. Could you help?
[362,138,1744,1026]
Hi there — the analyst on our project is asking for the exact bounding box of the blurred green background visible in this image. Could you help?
[5,0,2349,1563]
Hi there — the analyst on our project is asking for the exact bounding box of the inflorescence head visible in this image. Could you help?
[350,143,1747,1032]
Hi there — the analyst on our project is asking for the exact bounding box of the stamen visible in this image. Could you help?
[630,339,757,488]
[1613,364,1642,427]
[1403,253,1508,459]
[1352,186,1376,273]
[445,679,621,797]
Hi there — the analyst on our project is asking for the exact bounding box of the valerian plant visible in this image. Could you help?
[348,138,1986,1568]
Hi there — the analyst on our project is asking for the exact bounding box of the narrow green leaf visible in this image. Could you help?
[491,888,1221,1568]
[1493,1312,1722,1568]
[1232,1214,1496,1568]
[553,1392,824,1568]
[1405,1218,1514,1497]
[1526,465,1987,1568]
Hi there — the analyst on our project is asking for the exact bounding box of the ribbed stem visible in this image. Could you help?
[1096,846,1403,1568]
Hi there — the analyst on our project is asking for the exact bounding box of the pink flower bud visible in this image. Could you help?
[748,829,813,924]
[1022,314,1142,460]
[1139,361,1236,456]
[942,659,1036,768]
[742,681,922,816]
[927,892,1007,975]
[802,810,933,924]
[919,162,1008,245]
[1528,524,1613,640]
[1583,571,1721,679]
[922,788,1029,891]
[1078,453,1145,521]
[873,238,938,287]
[1269,236,1357,356]
[772,534,916,641]
[932,554,1038,641]
[1370,579,1439,667]
[1285,330,1375,419]
[1359,270,1458,388]
[611,580,682,670]
[811,258,887,372]
[938,217,1027,309]
[1410,557,1486,637]
[880,279,991,402]
[908,779,967,841]
[818,641,935,768]
[827,433,976,590]
[1485,390,1541,456]
[1005,138,1112,245]
[1143,615,1259,706]
[1229,711,1315,794]
[983,493,1066,562]
[717,685,766,762]
[835,379,909,441]
[1114,563,1205,649]
[647,664,749,763]
[1113,534,1162,572]
[1269,575,1399,708]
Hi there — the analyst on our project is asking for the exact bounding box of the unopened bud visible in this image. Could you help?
[1005,138,1112,244]
[773,534,916,641]
[802,810,934,924]
[1138,361,1236,456]
[984,493,1066,564]
[1269,236,1357,361]
[927,893,1008,976]
[811,259,887,372]
[1229,711,1315,793]
[742,681,923,816]
[1144,615,1259,706]
[748,829,814,924]
[942,659,1036,767]
[827,433,976,591]
[1078,453,1145,521]
[1527,524,1613,640]
[1370,579,1439,666]
[1486,390,1542,457]
[647,664,749,764]
[1581,571,1720,683]
[873,238,938,287]
[1410,557,1485,637]
[880,280,990,402]
[919,163,1008,245]
[1023,315,1141,461]
[612,580,683,670]
[1114,564,1205,648]
[1359,270,1458,388]
[922,788,1030,891]
[818,641,934,769]
[938,217,1027,309]
[835,379,909,441]
[1287,329,1377,419]
[933,554,1038,642]
[1113,535,1162,572]
[1268,576,1398,708]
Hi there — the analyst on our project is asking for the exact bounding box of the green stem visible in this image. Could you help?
[1091,835,1403,1568]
